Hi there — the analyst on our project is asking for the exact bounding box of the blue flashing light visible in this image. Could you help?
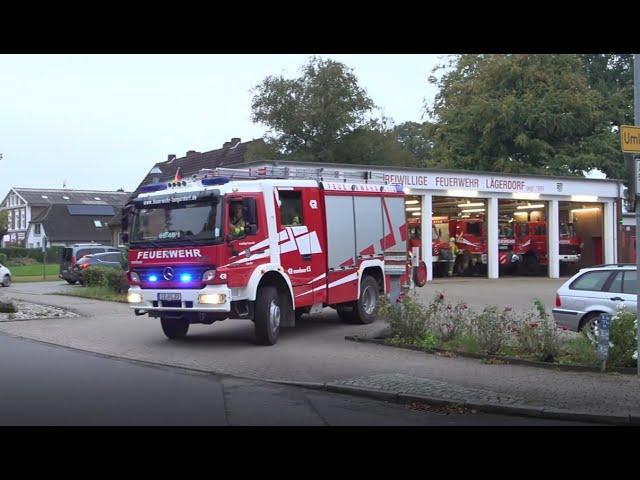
[140,183,168,193]
[180,273,193,283]
[202,176,230,186]
[148,275,158,283]
[394,184,404,193]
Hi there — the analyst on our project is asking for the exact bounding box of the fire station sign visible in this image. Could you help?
[620,125,640,153]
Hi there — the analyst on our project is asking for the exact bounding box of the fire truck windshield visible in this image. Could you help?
[130,198,222,245]
[560,223,576,238]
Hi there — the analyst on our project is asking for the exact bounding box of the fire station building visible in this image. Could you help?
[234,160,626,282]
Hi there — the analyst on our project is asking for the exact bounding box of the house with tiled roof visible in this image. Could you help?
[0,188,130,248]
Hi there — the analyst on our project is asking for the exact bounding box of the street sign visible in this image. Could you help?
[621,125,640,153]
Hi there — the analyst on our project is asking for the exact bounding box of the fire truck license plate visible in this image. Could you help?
[158,293,181,302]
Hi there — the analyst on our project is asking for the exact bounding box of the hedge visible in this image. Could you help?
[0,247,64,263]
[0,253,7,265]
[83,266,128,293]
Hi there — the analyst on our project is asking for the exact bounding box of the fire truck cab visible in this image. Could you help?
[124,167,418,345]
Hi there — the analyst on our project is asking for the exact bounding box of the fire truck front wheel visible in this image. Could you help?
[160,315,190,340]
[254,285,285,345]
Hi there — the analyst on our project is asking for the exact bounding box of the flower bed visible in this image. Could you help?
[375,292,637,371]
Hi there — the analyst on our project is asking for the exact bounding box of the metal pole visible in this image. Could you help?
[634,54,640,377]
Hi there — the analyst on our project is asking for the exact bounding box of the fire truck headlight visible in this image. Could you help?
[202,270,216,282]
[127,292,143,303]
[199,293,226,305]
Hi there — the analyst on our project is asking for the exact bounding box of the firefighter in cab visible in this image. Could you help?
[229,202,246,237]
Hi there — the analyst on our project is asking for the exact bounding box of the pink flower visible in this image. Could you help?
[529,322,539,329]
[462,304,468,309]
[562,326,568,331]
[438,293,444,300]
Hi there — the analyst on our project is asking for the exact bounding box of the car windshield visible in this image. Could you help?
[130,198,223,244]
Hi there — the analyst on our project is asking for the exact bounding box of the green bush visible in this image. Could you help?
[82,266,111,287]
[424,292,473,342]
[377,293,427,342]
[471,306,515,355]
[608,308,638,368]
[7,257,38,266]
[102,268,128,293]
[0,253,7,265]
[514,299,562,362]
[0,246,64,263]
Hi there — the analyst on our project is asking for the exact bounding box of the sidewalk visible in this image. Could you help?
[2,286,639,424]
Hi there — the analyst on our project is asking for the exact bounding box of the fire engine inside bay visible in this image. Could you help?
[240,160,627,282]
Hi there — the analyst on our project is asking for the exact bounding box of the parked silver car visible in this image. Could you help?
[0,263,11,287]
[552,264,637,334]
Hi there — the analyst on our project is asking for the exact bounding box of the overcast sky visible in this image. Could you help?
[0,54,444,197]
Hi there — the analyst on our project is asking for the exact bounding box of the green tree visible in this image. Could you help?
[251,56,375,163]
[0,211,7,238]
[427,54,625,177]
[391,121,436,167]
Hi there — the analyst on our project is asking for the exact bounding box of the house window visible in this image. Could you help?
[94,220,103,228]
[35,224,41,235]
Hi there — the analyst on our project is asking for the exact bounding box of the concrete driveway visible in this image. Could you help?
[3,276,639,420]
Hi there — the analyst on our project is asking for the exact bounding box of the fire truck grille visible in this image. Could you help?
[559,245,578,255]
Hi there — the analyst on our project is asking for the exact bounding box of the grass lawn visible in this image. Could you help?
[52,286,128,303]
[7,263,59,277]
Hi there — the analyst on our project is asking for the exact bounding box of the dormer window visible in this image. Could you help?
[62,196,70,200]
[41,195,48,199]
[94,197,101,201]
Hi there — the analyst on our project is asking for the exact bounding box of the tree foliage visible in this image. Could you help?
[0,211,7,238]
[251,56,376,163]
[427,54,629,178]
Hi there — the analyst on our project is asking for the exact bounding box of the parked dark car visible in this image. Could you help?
[74,252,123,284]
[60,244,120,284]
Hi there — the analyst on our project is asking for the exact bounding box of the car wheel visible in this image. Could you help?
[160,316,190,340]
[579,312,602,341]
[66,279,78,285]
[254,285,282,345]
[2,275,10,287]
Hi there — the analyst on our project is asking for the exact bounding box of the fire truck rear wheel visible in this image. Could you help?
[339,276,379,325]
[254,285,282,345]
[160,316,190,340]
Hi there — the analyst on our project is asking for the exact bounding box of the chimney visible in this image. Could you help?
[167,154,176,162]
[223,138,241,149]
[186,150,198,157]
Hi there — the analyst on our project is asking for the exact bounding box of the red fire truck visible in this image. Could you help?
[123,167,422,345]
[407,217,453,277]
[448,217,582,276]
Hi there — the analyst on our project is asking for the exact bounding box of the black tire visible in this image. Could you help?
[579,312,602,341]
[340,275,379,325]
[455,253,471,276]
[336,305,357,323]
[521,254,539,276]
[66,279,78,285]
[160,316,190,339]
[254,285,283,345]
[2,275,10,287]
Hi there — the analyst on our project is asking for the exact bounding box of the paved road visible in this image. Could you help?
[0,333,589,425]
[3,278,639,420]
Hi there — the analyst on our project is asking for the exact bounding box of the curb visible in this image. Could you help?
[270,378,640,425]
[345,335,638,375]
